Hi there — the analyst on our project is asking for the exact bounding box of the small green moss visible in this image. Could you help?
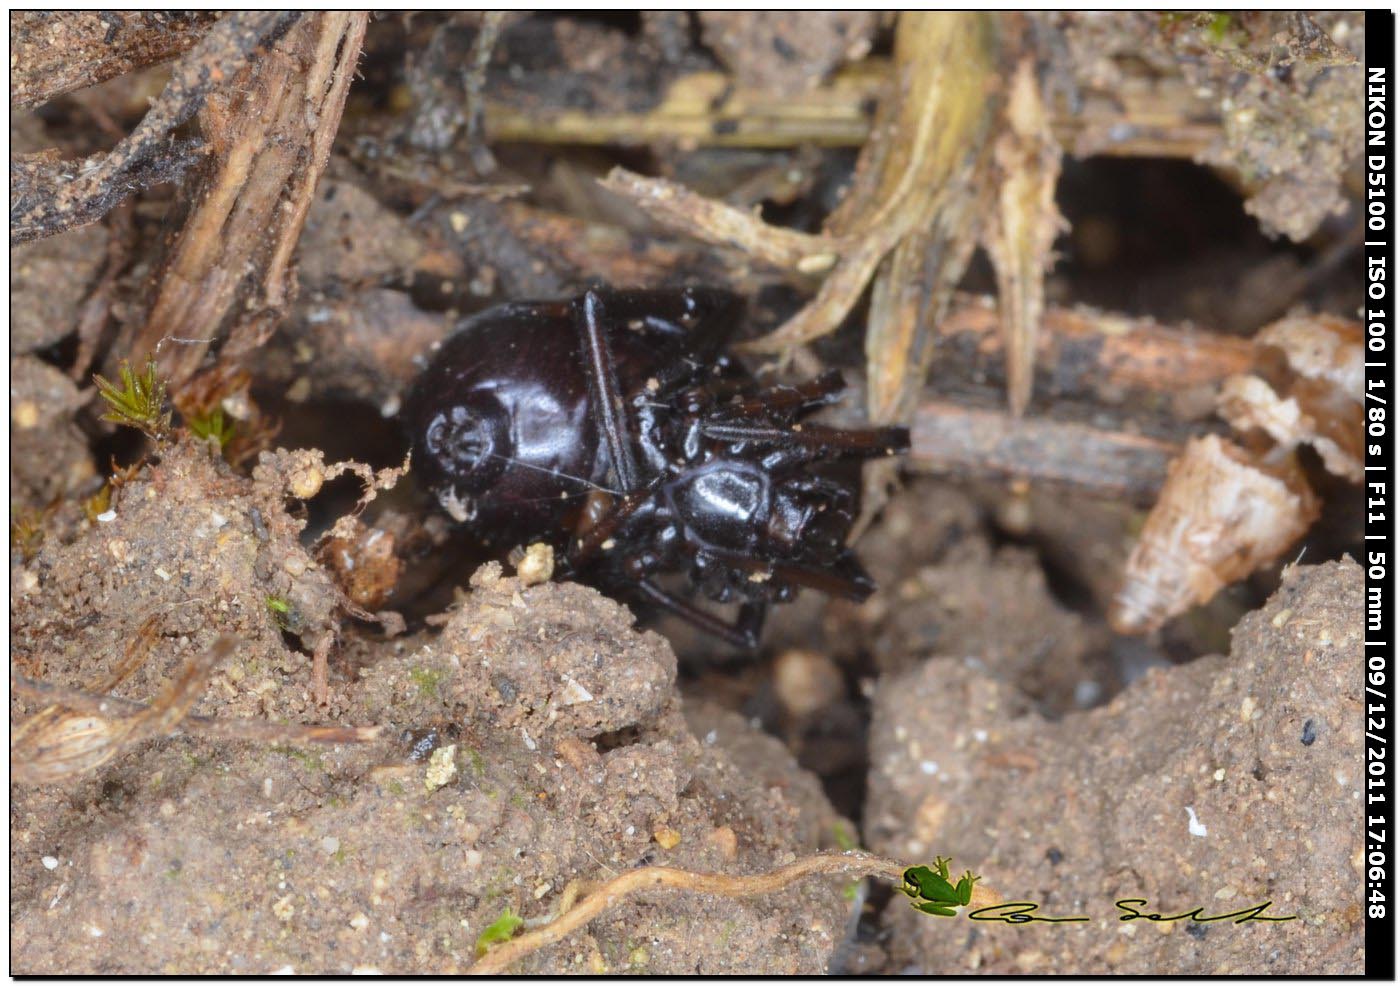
[475,907,523,957]
[388,779,406,797]
[265,596,304,634]
[10,504,46,561]
[408,666,446,698]
[332,846,349,865]
[93,356,171,440]
[469,748,487,777]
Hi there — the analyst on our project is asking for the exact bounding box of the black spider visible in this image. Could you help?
[403,285,909,648]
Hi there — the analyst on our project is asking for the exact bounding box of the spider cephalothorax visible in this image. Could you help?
[404,285,908,648]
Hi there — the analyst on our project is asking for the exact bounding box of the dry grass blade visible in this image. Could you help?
[741,12,1001,358]
[983,56,1066,417]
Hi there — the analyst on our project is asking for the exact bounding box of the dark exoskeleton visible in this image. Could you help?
[404,286,909,648]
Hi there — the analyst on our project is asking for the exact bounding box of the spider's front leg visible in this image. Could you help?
[700,372,910,463]
[636,579,767,650]
[577,289,642,491]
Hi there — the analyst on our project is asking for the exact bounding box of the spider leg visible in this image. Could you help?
[700,420,910,460]
[718,549,876,603]
[769,556,875,602]
[727,370,847,418]
[636,579,767,650]
[578,289,642,492]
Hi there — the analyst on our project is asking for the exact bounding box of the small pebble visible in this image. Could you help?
[96,510,117,523]
[424,746,458,792]
[515,542,554,586]
[41,856,58,870]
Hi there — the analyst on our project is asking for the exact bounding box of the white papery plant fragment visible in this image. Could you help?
[1218,313,1364,482]
[1110,435,1319,635]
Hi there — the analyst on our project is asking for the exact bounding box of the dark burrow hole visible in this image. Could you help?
[589,725,644,752]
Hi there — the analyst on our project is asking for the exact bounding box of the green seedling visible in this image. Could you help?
[93,357,171,440]
[898,855,980,917]
[475,906,523,957]
[186,406,237,450]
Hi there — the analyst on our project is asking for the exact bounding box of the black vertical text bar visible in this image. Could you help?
[1366,9,1395,981]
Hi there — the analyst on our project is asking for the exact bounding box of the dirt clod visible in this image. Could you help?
[865,559,1363,974]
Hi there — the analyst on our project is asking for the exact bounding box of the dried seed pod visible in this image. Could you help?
[10,637,233,785]
[1109,435,1320,635]
[10,711,129,786]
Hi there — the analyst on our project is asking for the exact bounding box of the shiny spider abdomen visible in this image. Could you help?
[404,285,909,647]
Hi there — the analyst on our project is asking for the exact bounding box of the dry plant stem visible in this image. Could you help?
[908,400,1180,503]
[743,13,1001,358]
[11,674,380,746]
[599,168,838,271]
[488,66,880,149]
[936,296,1256,400]
[601,15,1001,365]
[468,851,999,975]
[463,11,508,175]
[10,616,161,778]
[125,12,368,386]
[984,56,1066,417]
[10,12,301,245]
[432,196,763,295]
[484,63,1218,158]
[10,12,218,109]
